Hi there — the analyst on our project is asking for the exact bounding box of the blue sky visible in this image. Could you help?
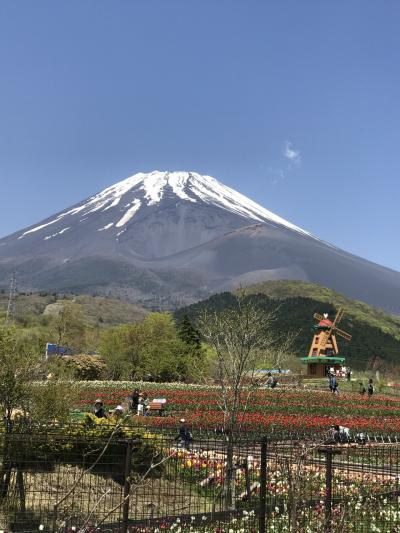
[0,1,399,271]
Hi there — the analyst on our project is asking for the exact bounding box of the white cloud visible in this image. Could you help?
[284,141,301,164]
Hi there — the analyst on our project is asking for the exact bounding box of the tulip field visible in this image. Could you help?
[164,446,400,532]
[21,380,400,531]
[72,381,400,435]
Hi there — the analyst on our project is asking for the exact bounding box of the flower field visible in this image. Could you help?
[163,447,400,532]
[71,381,400,434]
[171,447,398,502]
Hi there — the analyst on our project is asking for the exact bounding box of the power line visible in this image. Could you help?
[5,271,17,324]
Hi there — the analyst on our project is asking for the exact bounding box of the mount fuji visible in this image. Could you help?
[1,170,399,312]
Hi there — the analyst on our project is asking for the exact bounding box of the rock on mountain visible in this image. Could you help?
[0,170,399,313]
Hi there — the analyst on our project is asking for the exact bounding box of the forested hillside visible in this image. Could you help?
[1,282,399,372]
[176,281,400,370]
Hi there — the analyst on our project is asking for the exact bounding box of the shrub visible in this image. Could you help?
[62,354,108,380]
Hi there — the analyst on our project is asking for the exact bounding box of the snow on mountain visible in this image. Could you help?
[17,171,311,240]
[1,170,400,313]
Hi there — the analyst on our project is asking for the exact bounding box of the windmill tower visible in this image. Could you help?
[5,271,17,324]
[300,308,352,377]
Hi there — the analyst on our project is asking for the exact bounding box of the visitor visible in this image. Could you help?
[131,389,140,413]
[93,399,107,419]
[330,374,339,394]
[327,372,333,392]
[140,392,150,415]
[355,432,367,444]
[113,405,124,420]
[175,418,193,449]
[346,368,352,382]
[367,379,374,397]
[330,424,351,443]
[359,382,366,395]
[267,372,278,389]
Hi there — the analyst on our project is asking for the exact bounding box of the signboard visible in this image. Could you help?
[45,343,74,358]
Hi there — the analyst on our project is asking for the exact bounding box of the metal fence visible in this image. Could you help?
[0,424,400,532]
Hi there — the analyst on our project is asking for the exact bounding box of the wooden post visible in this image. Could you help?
[325,449,333,532]
[318,447,341,533]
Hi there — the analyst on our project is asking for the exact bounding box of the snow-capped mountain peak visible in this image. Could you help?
[18,170,311,239]
[2,170,400,314]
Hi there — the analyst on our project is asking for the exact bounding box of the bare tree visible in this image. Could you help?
[197,291,295,509]
[264,328,299,370]
[275,439,323,532]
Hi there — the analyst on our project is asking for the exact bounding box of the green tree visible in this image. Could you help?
[0,325,41,504]
[0,325,41,424]
[0,325,77,506]
[98,325,132,379]
[50,301,87,351]
[99,312,206,381]
[135,312,205,381]
[178,314,201,348]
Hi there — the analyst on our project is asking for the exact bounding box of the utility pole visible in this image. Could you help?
[5,271,17,324]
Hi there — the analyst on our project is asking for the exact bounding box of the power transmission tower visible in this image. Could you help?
[5,271,17,324]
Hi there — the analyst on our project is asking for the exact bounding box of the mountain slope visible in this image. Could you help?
[176,281,400,369]
[0,291,148,327]
[0,171,400,312]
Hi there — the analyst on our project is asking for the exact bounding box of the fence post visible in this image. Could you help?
[318,447,340,533]
[122,441,132,533]
[259,436,267,533]
[325,449,333,532]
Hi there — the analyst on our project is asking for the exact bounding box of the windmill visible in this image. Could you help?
[300,308,352,377]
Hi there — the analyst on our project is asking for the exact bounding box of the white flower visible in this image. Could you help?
[39,527,45,532]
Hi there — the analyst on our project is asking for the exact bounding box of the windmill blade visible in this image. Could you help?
[335,327,352,341]
[313,313,325,321]
[333,307,344,326]
[322,308,341,342]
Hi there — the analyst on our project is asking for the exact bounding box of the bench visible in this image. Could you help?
[148,398,167,416]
